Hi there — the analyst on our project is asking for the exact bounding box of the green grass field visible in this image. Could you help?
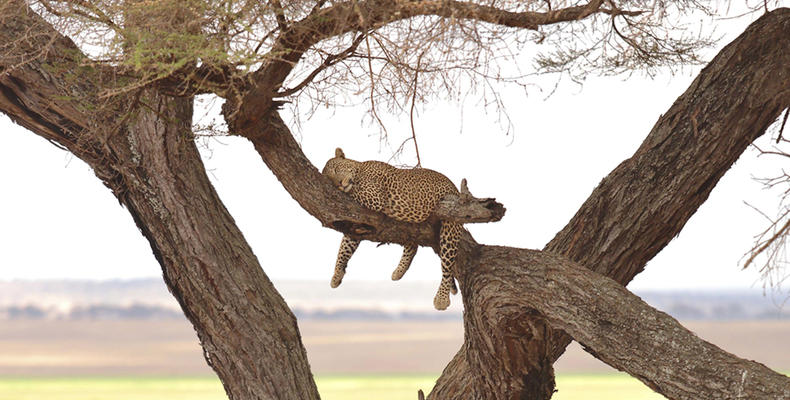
[0,374,666,400]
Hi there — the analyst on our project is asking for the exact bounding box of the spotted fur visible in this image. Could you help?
[322,148,462,310]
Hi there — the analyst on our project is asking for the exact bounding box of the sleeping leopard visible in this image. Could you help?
[322,148,462,310]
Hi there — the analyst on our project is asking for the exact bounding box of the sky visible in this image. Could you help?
[1,5,789,294]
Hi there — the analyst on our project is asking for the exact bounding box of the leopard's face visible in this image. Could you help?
[322,151,357,193]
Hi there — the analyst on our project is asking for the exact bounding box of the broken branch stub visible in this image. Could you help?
[435,178,506,224]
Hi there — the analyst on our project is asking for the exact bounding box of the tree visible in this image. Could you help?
[1,0,789,398]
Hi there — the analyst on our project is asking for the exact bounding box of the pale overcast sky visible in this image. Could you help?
[1,6,787,293]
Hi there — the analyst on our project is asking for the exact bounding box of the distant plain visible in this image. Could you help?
[2,319,789,376]
[1,319,788,399]
[0,375,669,400]
[2,280,789,398]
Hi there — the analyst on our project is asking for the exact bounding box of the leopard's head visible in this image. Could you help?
[322,148,357,193]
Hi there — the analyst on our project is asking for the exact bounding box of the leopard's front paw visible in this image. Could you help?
[433,291,450,310]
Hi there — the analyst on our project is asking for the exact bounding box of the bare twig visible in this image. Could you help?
[364,35,389,138]
[409,52,424,167]
[776,107,789,143]
[277,33,367,97]
[310,0,328,16]
[744,216,790,270]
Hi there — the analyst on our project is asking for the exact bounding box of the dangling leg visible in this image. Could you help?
[434,221,461,310]
[330,235,360,288]
[391,244,417,281]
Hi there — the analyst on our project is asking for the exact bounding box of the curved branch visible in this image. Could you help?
[469,246,790,399]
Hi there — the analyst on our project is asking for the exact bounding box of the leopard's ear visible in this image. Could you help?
[335,148,345,159]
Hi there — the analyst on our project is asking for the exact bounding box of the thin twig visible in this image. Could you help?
[409,52,424,168]
[364,35,389,139]
[277,33,367,97]
[744,216,790,269]
[776,107,789,144]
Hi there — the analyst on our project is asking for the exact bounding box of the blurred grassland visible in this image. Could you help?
[0,374,668,400]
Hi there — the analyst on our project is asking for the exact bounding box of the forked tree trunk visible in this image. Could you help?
[0,5,319,399]
[119,91,320,399]
[1,2,790,400]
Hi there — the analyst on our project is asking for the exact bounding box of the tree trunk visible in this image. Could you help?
[0,4,319,400]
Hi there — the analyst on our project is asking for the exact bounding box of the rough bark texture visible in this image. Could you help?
[471,247,790,399]
[3,2,790,400]
[120,92,319,400]
[436,179,507,224]
[0,4,319,400]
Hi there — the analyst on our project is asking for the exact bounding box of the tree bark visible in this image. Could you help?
[0,4,319,400]
[463,247,790,399]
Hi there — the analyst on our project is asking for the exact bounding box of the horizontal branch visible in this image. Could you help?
[468,246,790,399]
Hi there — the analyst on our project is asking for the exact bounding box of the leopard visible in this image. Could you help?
[322,147,463,310]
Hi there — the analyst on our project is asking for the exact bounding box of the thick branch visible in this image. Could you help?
[0,4,120,188]
[547,7,790,282]
[469,246,790,399]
